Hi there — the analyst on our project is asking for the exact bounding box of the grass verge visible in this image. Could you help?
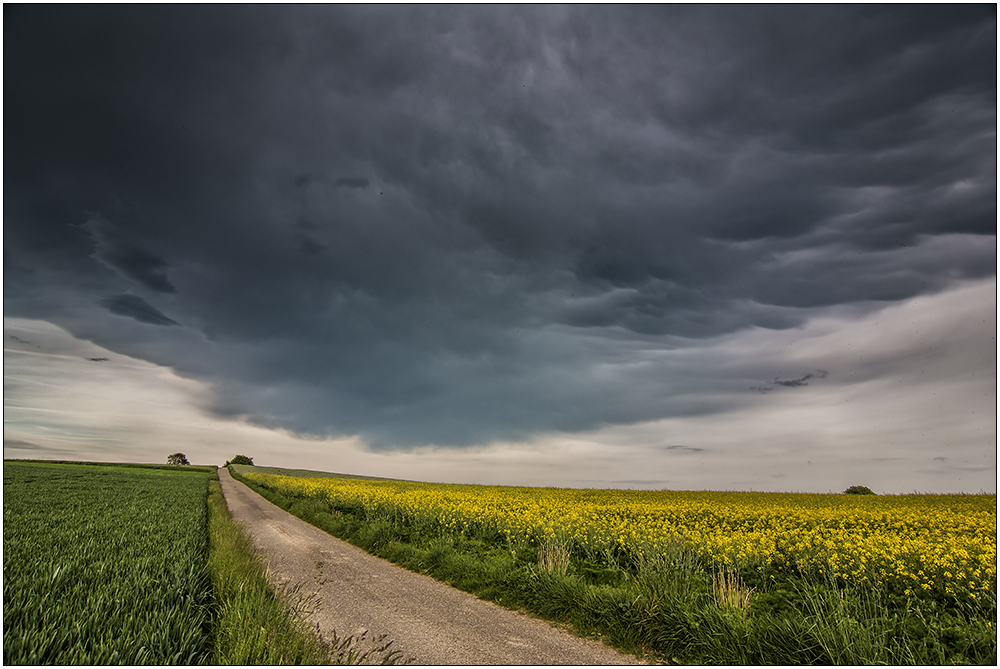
[206,478,407,665]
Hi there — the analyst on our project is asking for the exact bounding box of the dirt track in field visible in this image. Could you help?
[218,467,643,665]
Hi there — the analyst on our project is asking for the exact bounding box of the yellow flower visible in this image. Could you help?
[242,472,996,595]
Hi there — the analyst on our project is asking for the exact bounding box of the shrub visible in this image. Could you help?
[229,455,254,466]
[843,485,875,495]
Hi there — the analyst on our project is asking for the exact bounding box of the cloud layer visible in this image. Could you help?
[4,6,995,470]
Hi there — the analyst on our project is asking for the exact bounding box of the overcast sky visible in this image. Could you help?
[4,5,996,493]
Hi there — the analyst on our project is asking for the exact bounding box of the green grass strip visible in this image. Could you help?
[207,477,338,664]
[206,478,408,665]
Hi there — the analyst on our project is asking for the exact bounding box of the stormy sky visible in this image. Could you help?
[4,5,996,492]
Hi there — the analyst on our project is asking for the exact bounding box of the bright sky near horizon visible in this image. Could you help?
[4,5,996,493]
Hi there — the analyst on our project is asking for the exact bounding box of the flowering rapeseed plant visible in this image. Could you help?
[244,473,996,598]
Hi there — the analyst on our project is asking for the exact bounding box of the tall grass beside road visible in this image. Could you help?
[206,478,406,665]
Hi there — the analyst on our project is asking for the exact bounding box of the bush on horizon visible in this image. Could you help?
[167,452,190,465]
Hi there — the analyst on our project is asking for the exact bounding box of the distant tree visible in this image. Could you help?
[844,485,875,495]
[167,452,190,466]
[229,454,254,466]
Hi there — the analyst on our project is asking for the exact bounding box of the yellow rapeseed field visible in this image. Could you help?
[244,473,996,598]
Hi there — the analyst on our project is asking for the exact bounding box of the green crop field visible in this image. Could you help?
[4,459,405,666]
[3,461,214,664]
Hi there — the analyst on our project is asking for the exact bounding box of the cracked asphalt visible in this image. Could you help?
[218,467,643,665]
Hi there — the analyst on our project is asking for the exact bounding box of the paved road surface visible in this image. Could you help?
[218,467,642,665]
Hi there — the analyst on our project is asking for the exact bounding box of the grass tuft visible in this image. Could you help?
[711,564,755,621]
[537,536,572,575]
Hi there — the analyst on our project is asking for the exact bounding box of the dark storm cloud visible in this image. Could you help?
[88,219,177,293]
[4,439,43,451]
[335,176,371,189]
[95,244,176,292]
[774,376,814,389]
[100,295,179,327]
[661,445,705,454]
[773,371,828,388]
[3,5,995,448]
[751,370,829,393]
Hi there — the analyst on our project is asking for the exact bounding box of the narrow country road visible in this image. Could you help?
[218,467,643,665]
